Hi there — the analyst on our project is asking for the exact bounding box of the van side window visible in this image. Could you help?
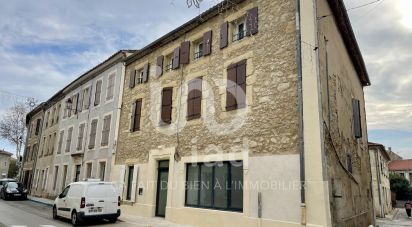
[60,186,70,198]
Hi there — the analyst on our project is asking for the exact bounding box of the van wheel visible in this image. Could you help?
[71,211,80,226]
[52,206,58,219]
[108,217,117,223]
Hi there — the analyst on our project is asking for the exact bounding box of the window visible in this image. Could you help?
[187,78,202,120]
[130,99,142,132]
[106,74,115,100]
[88,119,98,149]
[56,104,61,123]
[164,54,173,72]
[35,119,41,135]
[85,163,92,179]
[347,154,353,173]
[94,80,102,106]
[57,131,64,154]
[65,127,73,153]
[40,137,46,157]
[101,115,111,146]
[83,87,91,110]
[99,162,106,181]
[60,186,70,198]
[194,41,203,60]
[185,161,243,211]
[136,70,144,84]
[161,88,173,124]
[126,166,134,200]
[31,144,37,161]
[44,111,49,128]
[47,134,52,155]
[51,108,55,125]
[77,123,85,151]
[42,168,48,189]
[50,132,56,154]
[233,19,245,42]
[352,98,362,138]
[226,60,247,111]
[53,166,59,190]
[74,165,81,182]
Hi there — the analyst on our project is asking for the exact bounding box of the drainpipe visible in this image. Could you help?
[295,0,306,224]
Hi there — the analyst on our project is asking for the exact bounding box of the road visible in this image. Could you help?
[0,199,129,227]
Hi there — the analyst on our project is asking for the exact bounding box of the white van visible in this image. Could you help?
[53,180,120,225]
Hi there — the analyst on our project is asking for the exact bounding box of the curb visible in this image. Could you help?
[27,197,53,207]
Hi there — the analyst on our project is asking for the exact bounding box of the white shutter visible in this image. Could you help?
[118,165,126,199]
[131,165,139,202]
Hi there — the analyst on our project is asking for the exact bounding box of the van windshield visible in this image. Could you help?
[86,184,117,198]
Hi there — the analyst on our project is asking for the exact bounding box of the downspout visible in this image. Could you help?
[295,0,306,224]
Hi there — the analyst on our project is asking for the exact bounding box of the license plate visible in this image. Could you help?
[89,208,102,213]
[14,194,21,196]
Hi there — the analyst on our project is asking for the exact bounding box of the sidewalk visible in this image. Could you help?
[376,208,412,226]
[27,196,190,227]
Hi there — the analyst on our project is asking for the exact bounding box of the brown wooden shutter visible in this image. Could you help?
[203,30,212,56]
[134,99,142,131]
[156,56,164,77]
[161,88,173,124]
[143,63,149,83]
[220,21,228,49]
[246,7,259,36]
[130,102,136,132]
[226,64,237,110]
[187,78,202,120]
[236,60,247,108]
[129,70,136,88]
[172,47,180,69]
[180,41,190,64]
[352,99,362,138]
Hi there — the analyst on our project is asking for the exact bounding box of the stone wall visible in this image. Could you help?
[316,0,374,226]
[116,0,299,165]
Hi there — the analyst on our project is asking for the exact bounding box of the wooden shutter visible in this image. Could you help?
[187,78,202,120]
[226,64,237,110]
[161,88,173,124]
[352,99,362,138]
[156,56,164,77]
[180,41,190,64]
[220,21,228,49]
[130,102,136,132]
[102,115,111,146]
[246,7,259,36]
[77,90,83,113]
[172,47,180,69]
[89,120,97,149]
[35,119,41,135]
[94,81,102,106]
[143,63,149,83]
[203,30,212,56]
[129,70,136,88]
[134,100,142,131]
[236,60,247,108]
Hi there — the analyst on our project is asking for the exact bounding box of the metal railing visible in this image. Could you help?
[194,51,203,59]
[233,30,245,42]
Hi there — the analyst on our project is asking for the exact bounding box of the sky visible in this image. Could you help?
[0,0,411,158]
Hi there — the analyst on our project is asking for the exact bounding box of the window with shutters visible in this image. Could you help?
[72,94,79,115]
[101,115,111,146]
[185,161,243,212]
[83,87,91,110]
[156,55,164,77]
[45,112,50,128]
[165,53,173,72]
[89,119,98,149]
[56,104,61,123]
[32,144,37,161]
[76,91,83,113]
[57,130,64,154]
[47,134,52,155]
[35,119,41,135]
[99,161,106,181]
[77,123,85,151]
[352,98,362,138]
[85,163,92,179]
[66,127,73,153]
[51,108,55,125]
[161,88,173,125]
[94,80,102,106]
[136,70,144,84]
[106,73,115,100]
[40,137,46,157]
[187,78,202,120]
[226,60,247,111]
[130,99,142,132]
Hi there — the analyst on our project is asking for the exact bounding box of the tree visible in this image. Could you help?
[7,159,18,178]
[0,101,30,163]
[186,0,203,8]
[390,173,412,200]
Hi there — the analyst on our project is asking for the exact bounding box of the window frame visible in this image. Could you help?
[184,161,243,212]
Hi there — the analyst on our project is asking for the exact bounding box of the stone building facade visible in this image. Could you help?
[0,150,12,178]
[31,94,63,198]
[114,0,373,226]
[50,50,134,196]
[369,142,392,218]
[22,103,45,190]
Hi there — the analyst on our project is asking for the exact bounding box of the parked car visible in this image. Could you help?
[53,180,121,226]
[0,182,28,200]
[0,178,16,191]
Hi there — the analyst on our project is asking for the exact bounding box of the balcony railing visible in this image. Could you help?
[194,51,203,60]
[164,63,173,72]
[233,30,245,42]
